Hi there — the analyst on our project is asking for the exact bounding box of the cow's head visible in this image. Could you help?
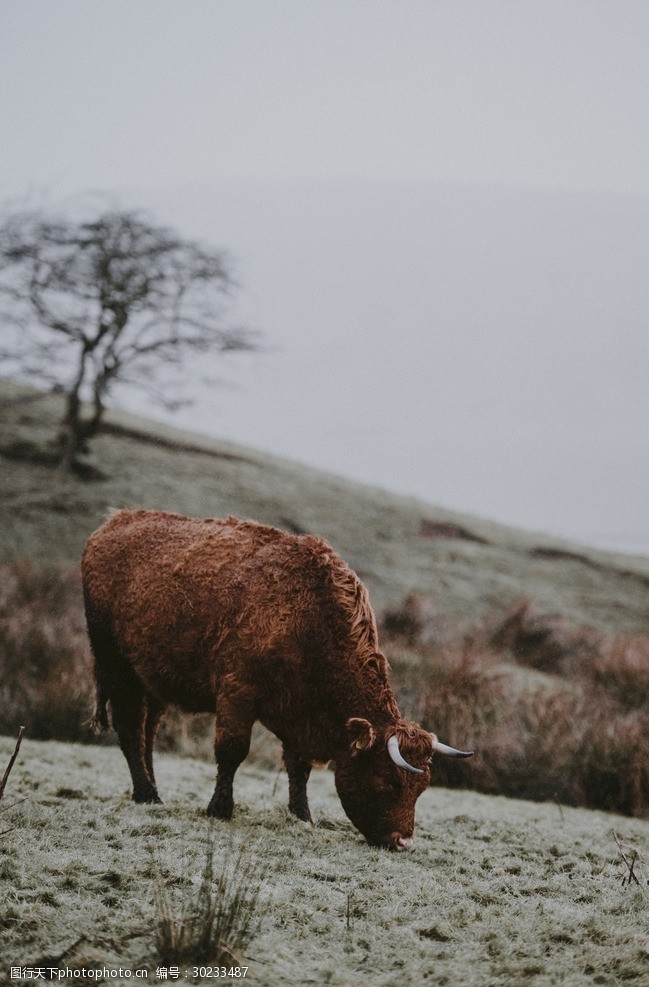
[334,718,472,850]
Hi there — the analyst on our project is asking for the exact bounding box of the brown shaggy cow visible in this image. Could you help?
[82,509,471,850]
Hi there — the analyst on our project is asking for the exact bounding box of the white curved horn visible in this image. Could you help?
[387,735,423,775]
[430,737,474,758]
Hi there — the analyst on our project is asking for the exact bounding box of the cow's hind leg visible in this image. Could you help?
[207,686,257,819]
[85,608,162,805]
[111,685,162,805]
[283,747,313,823]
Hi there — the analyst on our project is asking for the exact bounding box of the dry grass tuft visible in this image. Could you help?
[152,842,266,968]
[613,831,648,892]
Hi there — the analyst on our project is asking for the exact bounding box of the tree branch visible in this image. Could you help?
[0,727,25,800]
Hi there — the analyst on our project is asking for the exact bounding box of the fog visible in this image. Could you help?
[2,2,648,552]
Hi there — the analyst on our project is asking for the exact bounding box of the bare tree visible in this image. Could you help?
[0,205,257,473]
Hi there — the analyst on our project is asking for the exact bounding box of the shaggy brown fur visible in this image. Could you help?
[82,510,435,848]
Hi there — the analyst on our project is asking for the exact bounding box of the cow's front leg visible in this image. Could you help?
[283,747,313,823]
[208,686,256,819]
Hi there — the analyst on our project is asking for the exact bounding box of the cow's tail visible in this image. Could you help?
[92,665,110,733]
[82,575,112,734]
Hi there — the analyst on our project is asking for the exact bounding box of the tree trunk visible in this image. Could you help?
[58,388,84,473]
[57,358,106,473]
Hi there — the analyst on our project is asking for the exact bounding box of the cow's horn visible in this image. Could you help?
[387,735,424,775]
[430,736,474,758]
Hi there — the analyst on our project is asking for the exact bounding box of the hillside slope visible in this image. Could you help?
[2,378,649,632]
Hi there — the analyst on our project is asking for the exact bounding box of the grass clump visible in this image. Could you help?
[153,842,265,969]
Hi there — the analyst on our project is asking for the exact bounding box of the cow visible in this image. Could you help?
[82,509,472,850]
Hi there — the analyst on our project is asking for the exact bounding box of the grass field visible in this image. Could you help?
[1,735,648,986]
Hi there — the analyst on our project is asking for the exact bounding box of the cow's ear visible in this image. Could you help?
[347,717,377,753]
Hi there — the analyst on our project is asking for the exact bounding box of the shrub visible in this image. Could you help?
[573,703,649,815]
[487,597,600,675]
[583,633,649,710]
[0,560,95,740]
[383,604,649,818]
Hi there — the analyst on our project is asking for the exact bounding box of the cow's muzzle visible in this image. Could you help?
[385,831,414,851]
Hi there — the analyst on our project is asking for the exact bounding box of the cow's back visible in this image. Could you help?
[82,509,344,707]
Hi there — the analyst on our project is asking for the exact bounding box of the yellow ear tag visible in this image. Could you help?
[354,740,364,749]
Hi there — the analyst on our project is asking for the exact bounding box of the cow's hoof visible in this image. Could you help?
[290,805,313,824]
[207,796,233,819]
[133,791,163,804]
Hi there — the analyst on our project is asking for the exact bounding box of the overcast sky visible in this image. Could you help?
[2,1,649,553]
